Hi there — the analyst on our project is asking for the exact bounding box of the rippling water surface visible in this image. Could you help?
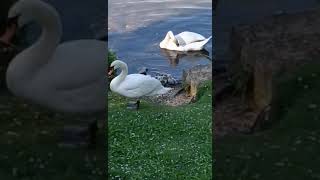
[108,0,213,79]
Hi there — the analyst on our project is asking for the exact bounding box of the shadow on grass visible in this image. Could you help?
[0,90,106,179]
[215,63,320,179]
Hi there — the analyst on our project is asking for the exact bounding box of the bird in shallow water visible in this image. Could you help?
[160,31,212,52]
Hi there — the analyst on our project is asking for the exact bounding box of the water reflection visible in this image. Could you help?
[108,0,212,79]
[160,48,212,67]
[108,0,212,33]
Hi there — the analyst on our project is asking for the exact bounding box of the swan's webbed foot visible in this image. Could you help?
[127,100,140,110]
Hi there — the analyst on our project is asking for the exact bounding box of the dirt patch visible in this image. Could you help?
[165,91,194,106]
[214,92,259,138]
[143,84,194,107]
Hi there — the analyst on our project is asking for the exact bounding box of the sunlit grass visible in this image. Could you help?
[108,81,212,179]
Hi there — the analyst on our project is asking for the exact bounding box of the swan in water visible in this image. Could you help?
[160,48,212,67]
[159,31,212,52]
[110,60,171,109]
[6,0,107,113]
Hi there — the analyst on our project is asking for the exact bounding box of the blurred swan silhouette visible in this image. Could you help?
[160,48,212,67]
[6,0,107,113]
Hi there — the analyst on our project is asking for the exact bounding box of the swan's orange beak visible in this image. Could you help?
[108,67,114,76]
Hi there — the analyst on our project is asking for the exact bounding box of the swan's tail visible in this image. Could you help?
[202,36,212,46]
[188,36,212,51]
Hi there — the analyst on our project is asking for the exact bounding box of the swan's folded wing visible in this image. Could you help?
[182,36,212,51]
[175,35,187,46]
[120,74,162,96]
[41,40,107,90]
[176,31,206,45]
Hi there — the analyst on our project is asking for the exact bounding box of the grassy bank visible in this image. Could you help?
[0,92,105,179]
[108,81,212,179]
[216,64,320,179]
[108,50,116,66]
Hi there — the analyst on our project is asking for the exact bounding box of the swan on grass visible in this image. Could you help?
[110,60,171,109]
[159,31,212,52]
[7,0,107,113]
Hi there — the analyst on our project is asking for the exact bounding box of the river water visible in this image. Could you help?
[108,0,213,79]
[18,0,320,80]
[20,0,212,79]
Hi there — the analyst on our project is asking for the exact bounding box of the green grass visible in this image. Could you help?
[108,81,212,179]
[108,50,116,66]
[0,92,105,179]
[216,63,320,179]
[0,48,115,179]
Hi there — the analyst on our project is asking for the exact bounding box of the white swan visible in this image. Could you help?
[6,0,107,113]
[159,31,212,52]
[110,60,171,101]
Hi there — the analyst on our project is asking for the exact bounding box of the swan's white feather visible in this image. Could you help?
[117,74,165,97]
[38,39,107,89]
[175,31,206,45]
[182,36,212,51]
[110,60,171,98]
[160,31,212,51]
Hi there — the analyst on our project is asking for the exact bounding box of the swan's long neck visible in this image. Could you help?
[23,7,62,71]
[167,31,175,40]
[7,2,62,89]
[33,14,62,63]
[110,62,128,90]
